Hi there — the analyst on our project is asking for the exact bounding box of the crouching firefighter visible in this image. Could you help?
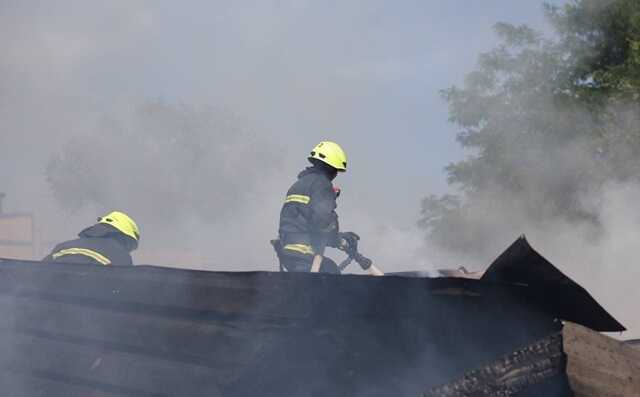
[44,211,140,266]
[273,141,361,274]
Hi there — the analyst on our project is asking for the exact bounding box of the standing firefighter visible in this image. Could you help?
[44,211,139,266]
[276,141,360,273]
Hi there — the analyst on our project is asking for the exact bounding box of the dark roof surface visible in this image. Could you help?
[0,236,619,396]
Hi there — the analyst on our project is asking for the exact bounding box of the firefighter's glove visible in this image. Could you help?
[338,232,360,254]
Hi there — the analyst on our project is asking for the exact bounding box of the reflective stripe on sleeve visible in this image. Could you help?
[283,243,314,255]
[284,194,311,204]
[51,248,112,266]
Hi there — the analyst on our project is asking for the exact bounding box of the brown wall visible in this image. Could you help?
[0,213,36,260]
[565,322,640,396]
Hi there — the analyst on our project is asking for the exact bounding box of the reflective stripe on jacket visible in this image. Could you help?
[52,247,112,265]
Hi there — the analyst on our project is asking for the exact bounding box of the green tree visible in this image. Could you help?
[547,0,640,100]
[421,0,640,260]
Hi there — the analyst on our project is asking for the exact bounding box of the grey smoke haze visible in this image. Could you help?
[7,0,639,340]
[0,0,560,267]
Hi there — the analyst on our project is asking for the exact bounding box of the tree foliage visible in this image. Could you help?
[547,0,640,100]
[421,0,640,259]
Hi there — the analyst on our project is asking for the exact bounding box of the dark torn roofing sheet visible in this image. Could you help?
[482,235,625,332]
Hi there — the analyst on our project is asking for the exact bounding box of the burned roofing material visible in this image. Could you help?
[0,236,624,396]
[481,235,625,332]
[424,331,567,397]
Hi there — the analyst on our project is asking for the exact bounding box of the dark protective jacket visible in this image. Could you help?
[43,223,134,266]
[278,165,340,257]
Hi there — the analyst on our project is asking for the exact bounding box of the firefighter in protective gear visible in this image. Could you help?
[43,211,139,266]
[276,141,359,273]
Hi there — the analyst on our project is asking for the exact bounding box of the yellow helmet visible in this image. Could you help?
[98,211,140,242]
[308,141,347,171]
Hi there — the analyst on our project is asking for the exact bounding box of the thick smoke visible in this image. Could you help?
[3,0,634,336]
[42,102,288,267]
[1,1,442,270]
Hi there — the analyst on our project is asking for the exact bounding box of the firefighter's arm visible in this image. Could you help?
[309,182,340,247]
